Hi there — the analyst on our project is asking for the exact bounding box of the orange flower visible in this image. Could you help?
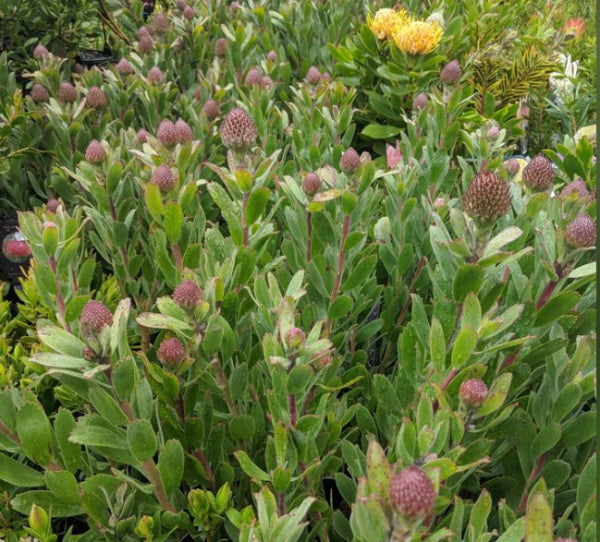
[392,20,443,55]
[564,18,585,39]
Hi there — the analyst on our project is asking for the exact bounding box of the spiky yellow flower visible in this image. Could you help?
[392,20,443,55]
[368,8,411,40]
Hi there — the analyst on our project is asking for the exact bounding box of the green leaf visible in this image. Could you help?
[483,227,523,257]
[145,183,164,219]
[127,420,157,463]
[54,408,81,473]
[567,262,596,278]
[268,467,290,494]
[45,470,80,505]
[430,317,446,372]
[453,264,484,302]
[287,365,314,396]
[229,415,256,440]
[106,161,123,194]
[11,491,83,518]
[164,202,183,244]
[525,492,553,542]
[344,255,377,291]
[560,411,596,447]
[158,440,184,495]
[530,424,561,459]
[328,295,353,319]
[37,326,86,357]
[577,454,596,516]
[468,489,491,539]
[88,387,129,427]
[16,401,52,466]
[0,452,44,487]
[495,517,526,542]
[361,123,402,139]
[451,327,477,369]
[534,291,580,327]
[461,292,481,330]
[112,358,138,402]
[234,450,270,481]
[551,383,581,422]
[246,187,270,224]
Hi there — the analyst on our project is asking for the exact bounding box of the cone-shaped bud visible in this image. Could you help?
[151,165,175,192]
[138,35,154,54]
[153,12,169,33]
[183,6,195,20]
[553,538,579,542]
[157,119,178,147]
[85,140,106,164]
[33,43,49,59]
[244,67,263,87]
[302,173,322,196]
[321,72,331,83]
[85,86,106,109]
[340,147,361,173]
[138,25,150,38]
[203,99,220,119]
[58,81,77,103]
[173,280,202,309]
[565,214,596,247]
[261,76,274,90]
[175,118,193,143]
[462,170,512,223]
[441,60,462,84]
[267,50,277,62]
[459,379,488,407]
[214,38,228,58]
[522,154,554,191]
[147,66,164,84]
[413,92,428,110]
[306,66,321,84]
[561,179,590,199]
[176,0,187,11]
[80,300,113,333]
[72,63,85,74]
[505,158,520,176]
[116,58,134,75]
[220,108,258,152]
[137,129,150,143]
[389,466,437,520]
[158,338,186,364]
[46,198,60,213]
[487,126,500,140]
[31,83,49,102]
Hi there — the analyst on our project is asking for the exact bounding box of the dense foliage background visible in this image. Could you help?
[0,1,596,541]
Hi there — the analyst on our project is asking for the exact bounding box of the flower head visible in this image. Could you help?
[302,173,322,196]
[220,108,258,152]
[389,466,437,520]
[368,8,411,40]
[86,86,106,109]
[393,20,442,55]
[340,147,361,173]
[565,214,596,248]
[58,82,77,103]
[462,170,512,223]
[85,140,106,164]
[173,280,203,309]
[31,84,49,102]
[33,43,49,59]
[158,338,186,364]
[151,165,175,192]
[459,379,488,407]
[157,119,178,147]
[564,18,585,40]
[386,141,402,169]
[80,300,113,333]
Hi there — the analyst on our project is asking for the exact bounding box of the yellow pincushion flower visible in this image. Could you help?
[368,8,412,40]
[392,20,443,55]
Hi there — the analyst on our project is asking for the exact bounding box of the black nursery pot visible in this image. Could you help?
[0,211,31,286]
[143,0,156,20]
[76,47,114,68]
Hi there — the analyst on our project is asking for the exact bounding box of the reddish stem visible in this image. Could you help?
[326,214,351,336]
[518,453,548,514]
[306,212,313,262]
